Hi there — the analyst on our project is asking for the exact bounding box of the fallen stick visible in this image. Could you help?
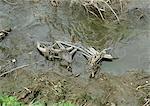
[136,83,150,90]
[0,64,29,77]
[0,60,45,77]
[56,41,93,57]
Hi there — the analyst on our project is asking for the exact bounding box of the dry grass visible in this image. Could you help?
[70,0,128,22]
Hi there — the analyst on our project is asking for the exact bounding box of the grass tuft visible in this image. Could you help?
[70,0,128,22]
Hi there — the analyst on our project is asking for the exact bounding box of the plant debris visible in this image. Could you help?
[0,28,11,41]
[37,40,114,77]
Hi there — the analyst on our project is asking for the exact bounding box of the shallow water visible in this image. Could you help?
[102,0,150,74]
[0,0,150,77]
[102,30,150,74]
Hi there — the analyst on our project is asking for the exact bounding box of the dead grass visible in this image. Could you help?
[70,0,128,22]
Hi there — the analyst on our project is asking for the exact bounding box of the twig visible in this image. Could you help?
[56,41,93,56]
[119,0,123,13]
[136,83,150,90]
[24,87,32,93]
[101,0,120,22]
[88,10,99,18]
[0,64,29,77]
[93,3,105,20]
[81,0,120,22]
[0,60,44,77]
[143,98,150,106]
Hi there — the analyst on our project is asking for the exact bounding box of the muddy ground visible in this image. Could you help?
[0,0,150,106]
[0,69,150,106]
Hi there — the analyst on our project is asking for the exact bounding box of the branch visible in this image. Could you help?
[0,64,29,77]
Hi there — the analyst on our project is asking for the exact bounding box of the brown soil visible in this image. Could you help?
[0,69,149,106]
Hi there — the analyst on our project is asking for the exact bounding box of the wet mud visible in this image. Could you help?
[0,0,150,106]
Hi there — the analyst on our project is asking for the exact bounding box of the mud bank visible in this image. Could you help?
[0,69,149,106]
[0,0,150,106]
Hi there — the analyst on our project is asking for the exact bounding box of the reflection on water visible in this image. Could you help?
[102,0,150,74]
[102,30,150,74]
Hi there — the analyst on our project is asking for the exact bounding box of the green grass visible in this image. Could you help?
[0,95,76,106]
[53,101,76,106]
[0,95,23,106]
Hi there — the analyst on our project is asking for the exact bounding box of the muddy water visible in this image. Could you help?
[0,0,150,77]
[102,0,150,74]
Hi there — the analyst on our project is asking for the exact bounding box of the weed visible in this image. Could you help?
[0,94,23,106]
[53,101,76,106]
[0,94,76,106]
